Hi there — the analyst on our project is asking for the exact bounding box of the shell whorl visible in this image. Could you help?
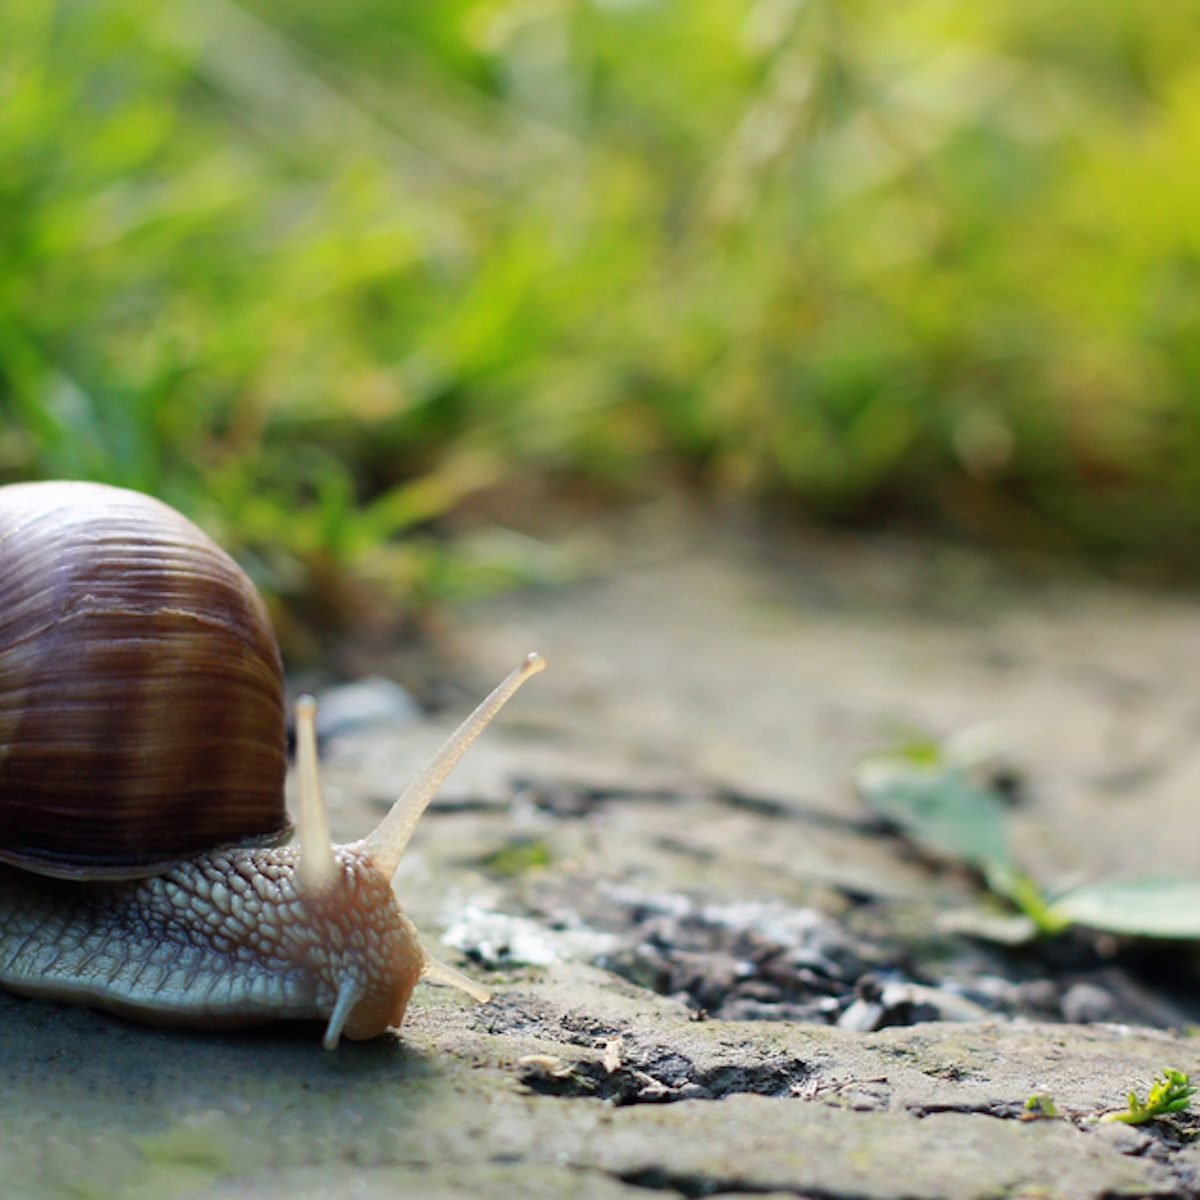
[0,481,289,879]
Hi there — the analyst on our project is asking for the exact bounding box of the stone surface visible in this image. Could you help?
[5,522,1200,1199]
[455,523,1200,887]
[2,972,1197,1199]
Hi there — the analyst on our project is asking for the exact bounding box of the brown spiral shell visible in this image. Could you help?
[0,480,289,878]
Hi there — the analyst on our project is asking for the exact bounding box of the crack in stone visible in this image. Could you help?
[519,1042,813,1106]
[905,1100,1028,1120]
[512,774,879,839]
[617,1165,1197,1200]
[616,1166,879,1198]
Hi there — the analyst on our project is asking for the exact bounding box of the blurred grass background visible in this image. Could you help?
[4,0,1200,649]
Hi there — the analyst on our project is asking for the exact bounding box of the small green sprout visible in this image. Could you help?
[1101,1068,1196,1125]
[1022,1092,1059,1119]
[476,837,553,878]
[985,866,1071,938]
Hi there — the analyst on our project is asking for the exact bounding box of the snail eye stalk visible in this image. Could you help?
[294,695,337,895]
[361,653,546,880]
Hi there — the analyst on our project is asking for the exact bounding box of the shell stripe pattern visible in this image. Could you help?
[0,482,288,878]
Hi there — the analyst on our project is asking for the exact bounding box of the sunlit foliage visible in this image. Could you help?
[3,0,1199,619]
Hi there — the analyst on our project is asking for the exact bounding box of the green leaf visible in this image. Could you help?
[1050,878,1200,939]
[855,757,1011,872]
[1101,1069,1196,1124]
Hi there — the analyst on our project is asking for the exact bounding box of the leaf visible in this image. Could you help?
[855,756,1011,872]
[1050,878,1200,939]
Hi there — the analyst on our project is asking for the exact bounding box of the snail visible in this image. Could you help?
[0,480,543,1048]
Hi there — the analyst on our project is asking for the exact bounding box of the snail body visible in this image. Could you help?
[0,481,542,1047]
[0,840,422,1043]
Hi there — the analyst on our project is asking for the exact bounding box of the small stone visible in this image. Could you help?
[312,677,420,742]
[838,999,885,1032]
[1061,982,1117,1025]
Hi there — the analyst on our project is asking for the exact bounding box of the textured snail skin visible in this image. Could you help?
[0,844,422,1041]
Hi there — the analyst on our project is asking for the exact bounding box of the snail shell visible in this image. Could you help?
[0,481,289,878]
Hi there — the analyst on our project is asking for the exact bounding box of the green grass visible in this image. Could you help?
[5,0,1200,636]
